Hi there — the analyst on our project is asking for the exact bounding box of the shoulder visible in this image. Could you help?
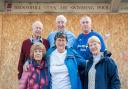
[46,47,56,56]
[77,33,83,38]
[91,31,102,36]
[65,30,75,36]
[42,38,49,43]
[22,38,31,45]
[48,31,56,36]
[105,57,117,68]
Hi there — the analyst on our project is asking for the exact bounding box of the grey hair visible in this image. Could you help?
[80,16,92,24]
[56,15,67,23]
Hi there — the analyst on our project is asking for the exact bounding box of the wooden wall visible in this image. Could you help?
[0,13,128,89]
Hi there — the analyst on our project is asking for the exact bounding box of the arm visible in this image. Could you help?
[72,49,86,66]
[66,32,76,48]
[18,42,26,80]
[107,58,121,89]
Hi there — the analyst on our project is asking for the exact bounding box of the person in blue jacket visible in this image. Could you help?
[47,15,76,48]
[46,32,85,89]
[73,16,106,86]
[84,36,121,89]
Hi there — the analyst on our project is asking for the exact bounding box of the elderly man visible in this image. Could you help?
[18,21,49,80]
[47,15,76,48]
[74,16,106,60]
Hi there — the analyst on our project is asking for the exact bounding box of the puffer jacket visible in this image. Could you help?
[84,51,121,89]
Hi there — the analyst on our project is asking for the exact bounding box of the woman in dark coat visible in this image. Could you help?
[84,36,121,89]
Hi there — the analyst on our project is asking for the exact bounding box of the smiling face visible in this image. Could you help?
[56,20,66,31]
[56,15,67,32]
[80,16,92,34]
[32,21,43,38]
[30,42,46,61]
[33,49,43,61]
[55,37,67,53]
[88,36,101,56]
[88,41,101,56]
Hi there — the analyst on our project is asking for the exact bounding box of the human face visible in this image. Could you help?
[32,23,43,38]
[55,38,67,53]
[33,49,43,61]
[88,41,101,56]
[80,17,92,34]
[56,20,66,32]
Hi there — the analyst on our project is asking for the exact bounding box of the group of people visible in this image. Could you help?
[18,15,121,89]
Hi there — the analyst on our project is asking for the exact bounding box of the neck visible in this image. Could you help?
[57,49,65,53]
[35,60,41,64]
[33,35,40,39]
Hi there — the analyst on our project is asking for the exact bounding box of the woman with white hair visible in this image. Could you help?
[84,36,120,89]
[18,20,49,80]
[47,15,76,48]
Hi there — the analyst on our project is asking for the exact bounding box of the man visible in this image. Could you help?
[74,16,106,60]
[47,15,76,48]
[18,21,49,80]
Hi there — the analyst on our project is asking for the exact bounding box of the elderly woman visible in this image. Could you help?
[19,42,48,89]
[84,36,121,89]
[18,21,49,80]
[46,32,85,89]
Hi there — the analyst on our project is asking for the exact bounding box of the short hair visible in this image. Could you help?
[32,21,43,29]
[56,15,67,23]
[80,16,92,24]
[30,42,46,59]
[54,32,68,41]
[88,36,101,44]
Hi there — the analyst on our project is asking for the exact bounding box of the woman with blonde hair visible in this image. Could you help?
[84,36,120,89]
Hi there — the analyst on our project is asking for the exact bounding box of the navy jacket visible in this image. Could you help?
[84,51,121,89]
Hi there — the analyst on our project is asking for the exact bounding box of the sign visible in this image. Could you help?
[5,3,111,13]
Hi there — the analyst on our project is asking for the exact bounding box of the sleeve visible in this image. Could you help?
[43,39,50,50]
[72,49,86,66]
[19,71,29,89]
[107,58,121,89]
[18,41,26,80]
[67,32,76,48]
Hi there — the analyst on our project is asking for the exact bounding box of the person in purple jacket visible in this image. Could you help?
[19,42,48,89]
[18,21,49,80]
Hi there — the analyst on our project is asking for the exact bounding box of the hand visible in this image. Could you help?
[23,61,29,71]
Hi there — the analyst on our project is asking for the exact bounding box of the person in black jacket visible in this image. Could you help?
[84,36,121,89]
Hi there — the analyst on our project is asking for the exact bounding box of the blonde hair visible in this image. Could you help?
[30,42,46,59]
[56,15,67,23]
[88,36,101,44]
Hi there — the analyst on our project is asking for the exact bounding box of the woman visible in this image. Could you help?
[19,42,48,89]
[46,32,85,89]
[84,36,121,89]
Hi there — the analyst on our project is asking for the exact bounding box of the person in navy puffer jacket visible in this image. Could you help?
[84,36,120,89]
